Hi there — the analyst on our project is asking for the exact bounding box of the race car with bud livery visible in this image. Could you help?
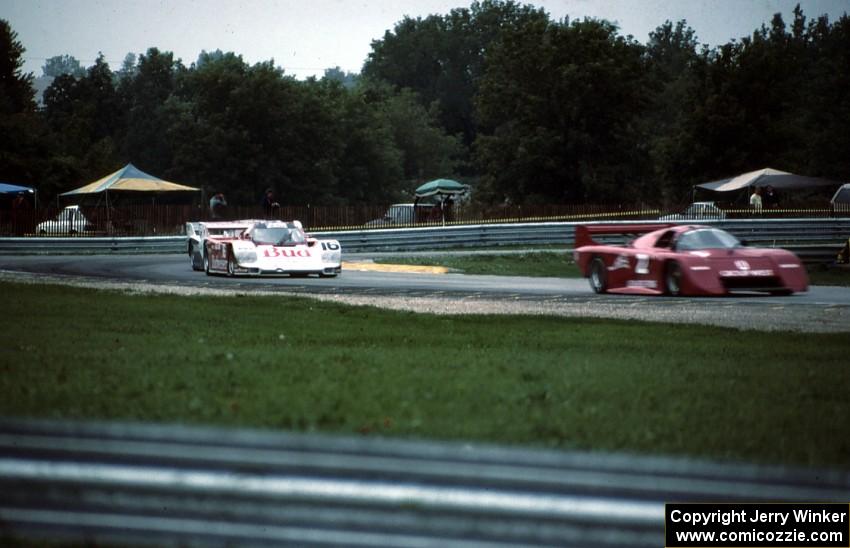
[573,223,807,296]
[196,220,341,277]
[186,220,253,271]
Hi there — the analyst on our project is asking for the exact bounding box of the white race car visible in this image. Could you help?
[194,220,342,277]
[186,220,254,271]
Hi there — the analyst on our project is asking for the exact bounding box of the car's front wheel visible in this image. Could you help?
[189,243,202,271]
[203,249,210,276]
[589,257,607,294]
[664,261,683,296]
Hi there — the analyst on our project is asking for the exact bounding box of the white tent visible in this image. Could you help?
[831,184,850,204]
[696,167,841,192]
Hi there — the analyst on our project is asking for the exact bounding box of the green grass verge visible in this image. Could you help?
[377,252,850,285]
[1,281,848,468]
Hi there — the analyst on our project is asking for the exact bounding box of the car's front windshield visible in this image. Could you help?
[676,228,740,250]
[251,227,306,246]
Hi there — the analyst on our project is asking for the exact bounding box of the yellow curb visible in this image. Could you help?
[342,261,449,274]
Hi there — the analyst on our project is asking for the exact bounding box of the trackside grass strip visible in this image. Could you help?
[0,281,848,468]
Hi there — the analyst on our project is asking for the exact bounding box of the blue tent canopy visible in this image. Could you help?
[0,183,35,195]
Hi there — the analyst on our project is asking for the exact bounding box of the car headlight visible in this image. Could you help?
[234,250,257,263]
[322,251,341,263]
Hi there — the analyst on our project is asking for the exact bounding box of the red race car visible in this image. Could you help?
[573,223,808,296]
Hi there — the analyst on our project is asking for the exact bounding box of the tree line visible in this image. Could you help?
[1,1,848,208]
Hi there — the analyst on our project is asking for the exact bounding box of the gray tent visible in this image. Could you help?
[832,184,850,204]
[696,167,841,192]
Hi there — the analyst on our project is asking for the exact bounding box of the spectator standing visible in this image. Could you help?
[749,187,763,211]
[10,193,27,235]
[209,192,227,219]
[261,188,280,219]
[763,185,779,208]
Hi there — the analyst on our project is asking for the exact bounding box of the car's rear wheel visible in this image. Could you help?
[664,261,683,296]
[226,247,236,277]
[589,257,607,294]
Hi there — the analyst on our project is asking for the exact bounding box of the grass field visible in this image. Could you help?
[376,251,850,285]
[1,281,848,469]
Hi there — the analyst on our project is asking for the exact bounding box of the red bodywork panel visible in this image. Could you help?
[573,224,809,296]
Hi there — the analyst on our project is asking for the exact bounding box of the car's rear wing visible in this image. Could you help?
[575,223,673,248]
[186,221,255,239]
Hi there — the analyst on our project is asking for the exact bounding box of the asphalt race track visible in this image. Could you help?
[1,253,849,332]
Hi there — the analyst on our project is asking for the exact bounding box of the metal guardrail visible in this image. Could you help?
[0,219,848,262]
[1,419,848,547]
[323,219,849,263]
[0,235,187,254]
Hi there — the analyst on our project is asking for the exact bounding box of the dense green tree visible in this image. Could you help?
[798,13,850,180]
[364,0,548,147]
[115,52,138,82]
[41,54,86,78]
[361,82,462,186]
[322,66,359,88]
[641,20,701,203]
[162,51,457,206]
[40,54,123,195]
[0,19,35,115]
[122,48,184,175]
[475,17,650,203]
[653,7,850,205]
[164,51,252,198]
[0,19,49,187]
[166,54,344,204]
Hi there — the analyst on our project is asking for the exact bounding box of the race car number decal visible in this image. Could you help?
[321,242,340,251]
[719,269,774,277]
[611,254,630,270]
[626,279,657,288]
[263,248,312,258]
[635,254,650,274]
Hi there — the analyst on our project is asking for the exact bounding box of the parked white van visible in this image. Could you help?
[36,205,95,234]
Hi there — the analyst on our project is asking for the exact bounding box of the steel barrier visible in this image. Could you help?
[1,419,848,547]
[0,235,187,254]
[0,219,848,263]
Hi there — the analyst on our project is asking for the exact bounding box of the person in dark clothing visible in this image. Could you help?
[261,188,280,219]
[763,185,779,208]
[209,193,227,219]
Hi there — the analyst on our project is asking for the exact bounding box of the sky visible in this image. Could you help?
[4,0,849,80]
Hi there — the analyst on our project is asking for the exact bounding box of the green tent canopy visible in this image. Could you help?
[414,178,469,199]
